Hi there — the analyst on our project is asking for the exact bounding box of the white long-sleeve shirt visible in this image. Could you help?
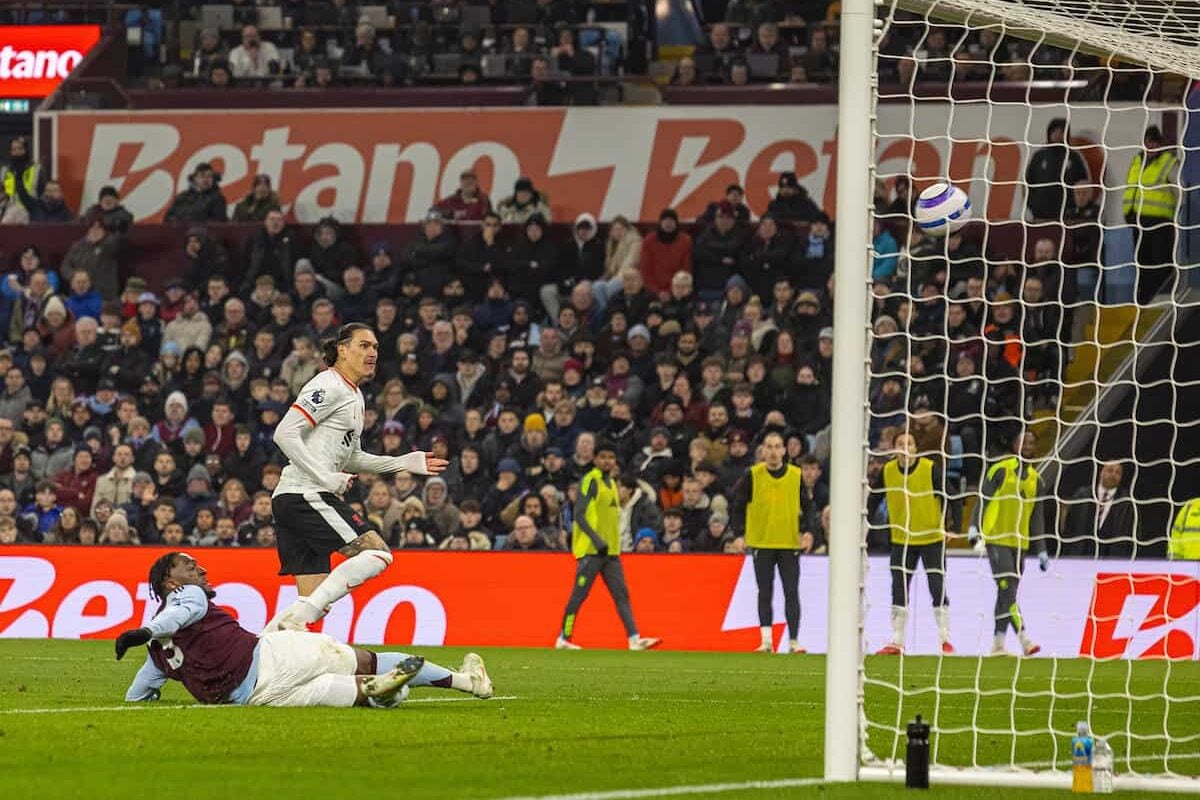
[273,368,429,496]
[227,41,282,78]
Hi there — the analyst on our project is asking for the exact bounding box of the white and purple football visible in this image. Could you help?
[914,182,972,237]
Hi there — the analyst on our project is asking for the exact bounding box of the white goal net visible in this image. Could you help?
[833,0,1200,791]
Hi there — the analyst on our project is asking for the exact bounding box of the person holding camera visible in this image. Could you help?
[228,24,281,79]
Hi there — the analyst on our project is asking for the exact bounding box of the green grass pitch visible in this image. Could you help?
[0,640,1195,799]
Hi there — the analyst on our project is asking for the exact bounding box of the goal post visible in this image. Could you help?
[824,0,875,784]
[826,0,1200,791]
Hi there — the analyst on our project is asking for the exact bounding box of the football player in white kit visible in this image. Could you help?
[266,323,448,632]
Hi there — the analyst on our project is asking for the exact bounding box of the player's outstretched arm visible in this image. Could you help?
[274,406,355,494]
[344,447,448,477]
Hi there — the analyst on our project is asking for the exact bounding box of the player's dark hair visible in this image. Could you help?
[321,323,373,367]
[759,430,786,448]
[148,551,184,602]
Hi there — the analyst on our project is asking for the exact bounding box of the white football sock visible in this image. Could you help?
[760,626,772,647]
[303,550,394,622]
[890,606,908,647]
[993,634,1007,651]
[933,606,950,644]
[1017,628,1034,649]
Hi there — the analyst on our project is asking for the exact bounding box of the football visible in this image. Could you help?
[914,181,972,236]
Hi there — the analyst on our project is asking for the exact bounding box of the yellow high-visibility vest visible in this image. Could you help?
[572,468,620,558]
[745,462,802,550]
[982,457,1039,550]
[1,163,39,210]
[1123,151,1178,220]
[883,457,944,546]
[1169,499,1200,560]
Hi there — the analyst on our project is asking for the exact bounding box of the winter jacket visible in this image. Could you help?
[59,342,104,395]
[401,230,458,296]
[496,193,552,225]
[65,290,102,322]
[61,232,122,300]
[80,203,133,234]
[741,229,795,299]
[53,467,99,515]
[32,443,72,480]
[436,190,492,222]
[101,345,151,394]
[506,235,559,306]
[242,227,297,292]
[456,233,507,298]
[165,185,228,223]
[163,311,213,353]
[554,214,605,289]
[308,227,357,282]
[766,188,823,223]
[784,382,831,435]
[183,230,232,291]
[232,191,282,222]
[602,227,643,281]
[693,226,749,295]
[639,231,693,295]
[92,465,136,513]
[619,489,663,552]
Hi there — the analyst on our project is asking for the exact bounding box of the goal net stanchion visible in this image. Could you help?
[826,0,1200,792]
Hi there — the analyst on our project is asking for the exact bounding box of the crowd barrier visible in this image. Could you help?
[0,547,1196,659]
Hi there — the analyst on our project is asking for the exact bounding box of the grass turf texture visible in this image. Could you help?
[0,640,1195,799]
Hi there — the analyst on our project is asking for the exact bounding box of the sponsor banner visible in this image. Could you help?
[0,25,101,98]
[0,547,1196,658]
[50,105,1152,225]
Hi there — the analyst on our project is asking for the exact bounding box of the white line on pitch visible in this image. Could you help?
[492,778,826,800]
[0,695,519,714]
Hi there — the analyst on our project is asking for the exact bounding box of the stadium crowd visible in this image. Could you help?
[0,142,858,555]
[7,120,1146,562]
[8,0,1125,99]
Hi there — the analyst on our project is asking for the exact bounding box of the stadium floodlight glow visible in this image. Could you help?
[827,0,1200,792]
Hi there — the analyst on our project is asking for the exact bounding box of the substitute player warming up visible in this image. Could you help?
[555,441,660,651]
[969,431,1048,657]
[876,433,953,655]
[118,552,493,707]
[733,431,809,654]
[267,323,447,632]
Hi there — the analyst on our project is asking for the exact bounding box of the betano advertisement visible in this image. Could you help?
[0,25,101,98]
[0,547,1196,659]
[49,104,1156,225]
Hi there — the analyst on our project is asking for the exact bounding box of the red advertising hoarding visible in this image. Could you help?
[0,25,101,98]
[1,547,1197,659]
[50,105,1137,224]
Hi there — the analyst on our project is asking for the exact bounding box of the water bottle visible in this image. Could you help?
[906,714,930,789]
[1093,736,1114,794]
[1071,721,1094,793]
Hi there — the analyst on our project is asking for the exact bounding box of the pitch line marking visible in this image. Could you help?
[0,695,519,714]
[493,778,826,800]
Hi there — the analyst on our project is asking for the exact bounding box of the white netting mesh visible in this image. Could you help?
[860,0,1200,788]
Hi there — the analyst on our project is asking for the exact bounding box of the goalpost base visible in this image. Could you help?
[860,765,1200,794]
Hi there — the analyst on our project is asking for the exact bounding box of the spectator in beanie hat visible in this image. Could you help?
[640,208,693,298]
[766,171,823,223]
[497,177,551,224]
